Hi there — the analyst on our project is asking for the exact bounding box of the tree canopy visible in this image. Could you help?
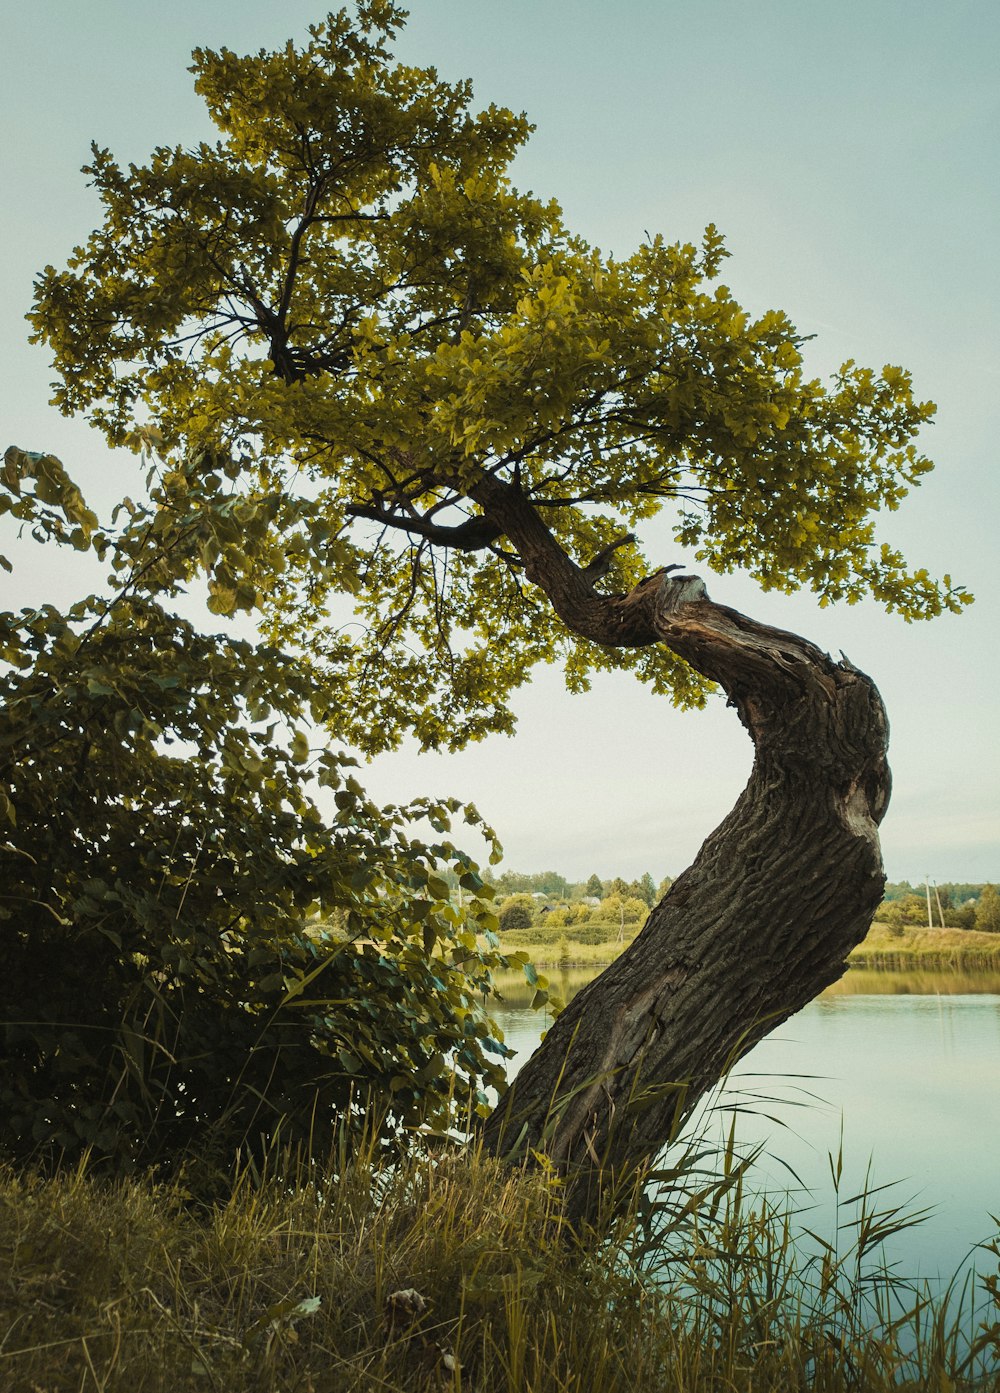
[29,2,967,761]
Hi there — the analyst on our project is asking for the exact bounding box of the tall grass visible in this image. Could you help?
[1,1131,997,1391]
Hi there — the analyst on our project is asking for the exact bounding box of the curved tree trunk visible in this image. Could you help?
[481,570,891,1226]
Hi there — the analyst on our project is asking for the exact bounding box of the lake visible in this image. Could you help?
[490,966,1000,1287]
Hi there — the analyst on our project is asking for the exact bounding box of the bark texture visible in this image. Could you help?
[481,568,891,1225]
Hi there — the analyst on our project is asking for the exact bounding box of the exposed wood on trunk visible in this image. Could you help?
[479,562,891,1227]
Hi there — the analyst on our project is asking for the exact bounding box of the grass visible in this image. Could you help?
[498,923,1000,971]
[1,1139,998,1392]
[848,923,1000,971]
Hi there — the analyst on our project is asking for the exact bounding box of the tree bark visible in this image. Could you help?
[481,570,891,1226]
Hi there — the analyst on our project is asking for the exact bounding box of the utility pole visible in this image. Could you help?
[925,877,934,930]
[933,881,946,929]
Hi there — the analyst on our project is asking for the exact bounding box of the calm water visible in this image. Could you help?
[490,967,1000,1285]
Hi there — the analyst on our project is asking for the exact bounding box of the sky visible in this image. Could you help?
[2,1,998,885]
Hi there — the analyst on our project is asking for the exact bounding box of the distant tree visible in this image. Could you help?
[496,870,533,896]
[949,902,977,930]
[498,895,536,933]
[532,871,570,898]
[940,883,986,906]
[610,877,630,899]
[596,895,647,926]
[657,876,674,900]
[975,885,1000,934]
[638,872,657,908]
[585,873,604,899]
[882,894,927,927]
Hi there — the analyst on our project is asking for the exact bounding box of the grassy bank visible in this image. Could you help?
[848,923,1000,971]
[2,1146,997,1392]
[498,923,1000,971]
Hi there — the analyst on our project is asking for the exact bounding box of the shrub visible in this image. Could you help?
[0,450,516,1178]
[498,896,535,933]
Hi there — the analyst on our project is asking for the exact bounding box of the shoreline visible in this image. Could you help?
[497,922,1000,973]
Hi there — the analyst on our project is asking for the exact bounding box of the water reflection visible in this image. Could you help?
[490,965,1000,1010]
[486,964,1000,1285]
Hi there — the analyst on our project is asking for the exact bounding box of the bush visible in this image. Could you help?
[0,450,516,1178]
[498,895,536,933]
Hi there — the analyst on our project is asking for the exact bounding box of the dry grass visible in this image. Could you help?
[852,923,1000,970]
[1,1138,997,1392]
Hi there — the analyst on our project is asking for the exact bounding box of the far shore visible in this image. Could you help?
[495,922,1000,972]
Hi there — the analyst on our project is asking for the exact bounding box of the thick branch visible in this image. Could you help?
[482,570,891,1227]
[580,532,636,582]
[468,474,669,643]
[345,500,502,551]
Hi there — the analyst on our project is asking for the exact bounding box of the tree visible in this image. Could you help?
[585,874,605,900]
[495,870,534,896]
[881,894,927,927]
[637,873,657,908]
[498,895,536,933]
[975,885,1000,934]
[24,6,966,1217]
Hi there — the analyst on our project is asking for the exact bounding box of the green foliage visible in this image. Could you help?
[27,6,969,758]
[881,894,929,927]
[585,873,604,899]
[975,885,1000,934]
[497,894,535,933]
[637,871,657,907]
[0,447,515,1176]
[496,869,569,898]
[880,886,986,931]
[569,922,633,945]
[596,894,649,927]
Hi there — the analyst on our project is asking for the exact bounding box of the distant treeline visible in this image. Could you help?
[476,872,1000,939]
[486,868,670,905]
[882,881,986,905]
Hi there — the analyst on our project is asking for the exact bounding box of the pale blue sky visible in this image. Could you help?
[2,2,997,882]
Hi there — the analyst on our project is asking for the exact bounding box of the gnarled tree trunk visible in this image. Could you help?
[481,570,891,1226]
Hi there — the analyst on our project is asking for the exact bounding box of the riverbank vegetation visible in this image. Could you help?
[2,1141,998,1392]
[490,873,998,955]
[495,920,1000,971]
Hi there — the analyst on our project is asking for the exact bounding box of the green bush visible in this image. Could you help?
[0,449,516,1179]
[498,895,535,933]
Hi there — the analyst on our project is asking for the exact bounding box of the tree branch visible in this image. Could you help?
[580,533,636,583]
[345,499,502,552]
